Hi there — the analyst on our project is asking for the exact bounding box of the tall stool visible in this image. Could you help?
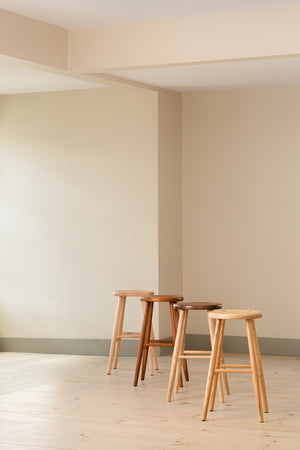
[107,290,158,375]
[166,302,229,402]
[134,295,188,386]
[202,310,268,422]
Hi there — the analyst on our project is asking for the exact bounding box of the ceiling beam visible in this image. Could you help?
[0,8,67,69]
[68,5,300,73]
[2,5,300,80]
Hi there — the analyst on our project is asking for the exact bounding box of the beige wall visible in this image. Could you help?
[183,87,300,339]
[157,90,183,338]
[0,87,158,339]
[2,82,299,346]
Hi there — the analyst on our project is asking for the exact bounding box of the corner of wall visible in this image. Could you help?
[157,90,183,338]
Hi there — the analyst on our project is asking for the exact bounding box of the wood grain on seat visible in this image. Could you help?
[209,310,262,320]
[174,302,222,311]
[140,295,183,303]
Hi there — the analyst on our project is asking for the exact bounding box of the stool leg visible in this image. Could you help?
[174,308,189,382]
[112,296,126,369]
[107,296,124,375]
[174,309,188,393]
[134,301,150,386]
[141,302,154,380]
[220,354,230,395]
[209,319,225,412]
[170,303,182,387]
[166,309,185,401]
[246,319,264,422]
[170,304,186,386]
[250,319,268,413]
[202,319,222,421]
[141,302,154,376]
[208,314,224,403]
[150,326,159,370]
[208,312,230,396]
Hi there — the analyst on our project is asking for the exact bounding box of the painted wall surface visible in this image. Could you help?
[183,87,300,339]
[0,87,158,339]
[157,90,183,338]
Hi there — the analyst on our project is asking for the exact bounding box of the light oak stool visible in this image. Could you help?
[107,290,158,375]
[134,295,188,386]
[202,310,269,422]
[166,302,230,402]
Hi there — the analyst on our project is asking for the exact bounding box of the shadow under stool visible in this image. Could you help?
[107,290,158,375]
[134,295,189,387]
[202,309,269,422]
[166,302,230,402]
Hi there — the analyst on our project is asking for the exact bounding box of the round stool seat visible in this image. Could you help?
[174,302,222,311]
[209,309,262,320]
[113,290,153,297]
[140,295,183,303]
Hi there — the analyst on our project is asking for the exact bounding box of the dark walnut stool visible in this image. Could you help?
[166,302,230,402]
[134,295,188,386]
[107,290,158,375]
[202,310,269,422]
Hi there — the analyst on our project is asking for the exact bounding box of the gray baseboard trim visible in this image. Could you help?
[161,334,300,357]
[0,335,299,357]
[0,338,137,356]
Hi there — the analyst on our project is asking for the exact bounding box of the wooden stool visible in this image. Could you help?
[134,295,188,386]
[202,310,269,422]
[166,302,230,402]
[107,290,158,375]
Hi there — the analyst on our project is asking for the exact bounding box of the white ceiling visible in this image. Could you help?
[0,56,105,94]
[0,0,299,29]
[110,56,300,92]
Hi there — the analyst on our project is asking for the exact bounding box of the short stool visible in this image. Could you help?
[166,302,229,402]
[134,295,188,386]
[202,310,268,422]
[107,290,158,375]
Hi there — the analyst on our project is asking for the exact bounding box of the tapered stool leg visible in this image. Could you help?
[174,308,189,382]
[207,312,230,396]
[246,319,264,422]
[134,302,150,386]
[141,302,154,380]
[150,326,159,370]
[208,314,224,403]
[209,319,225,411]
[141,302,154,376]
[202,319,222,421]
[169,303,183,386]
[220,354,230,395]
[107,296,124,374]
[166,309,185,401]
[113,297,126,369]
[174,310,188,392]
[251,319,268,413]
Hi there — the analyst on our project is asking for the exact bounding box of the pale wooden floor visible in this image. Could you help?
[0,352,299,449]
